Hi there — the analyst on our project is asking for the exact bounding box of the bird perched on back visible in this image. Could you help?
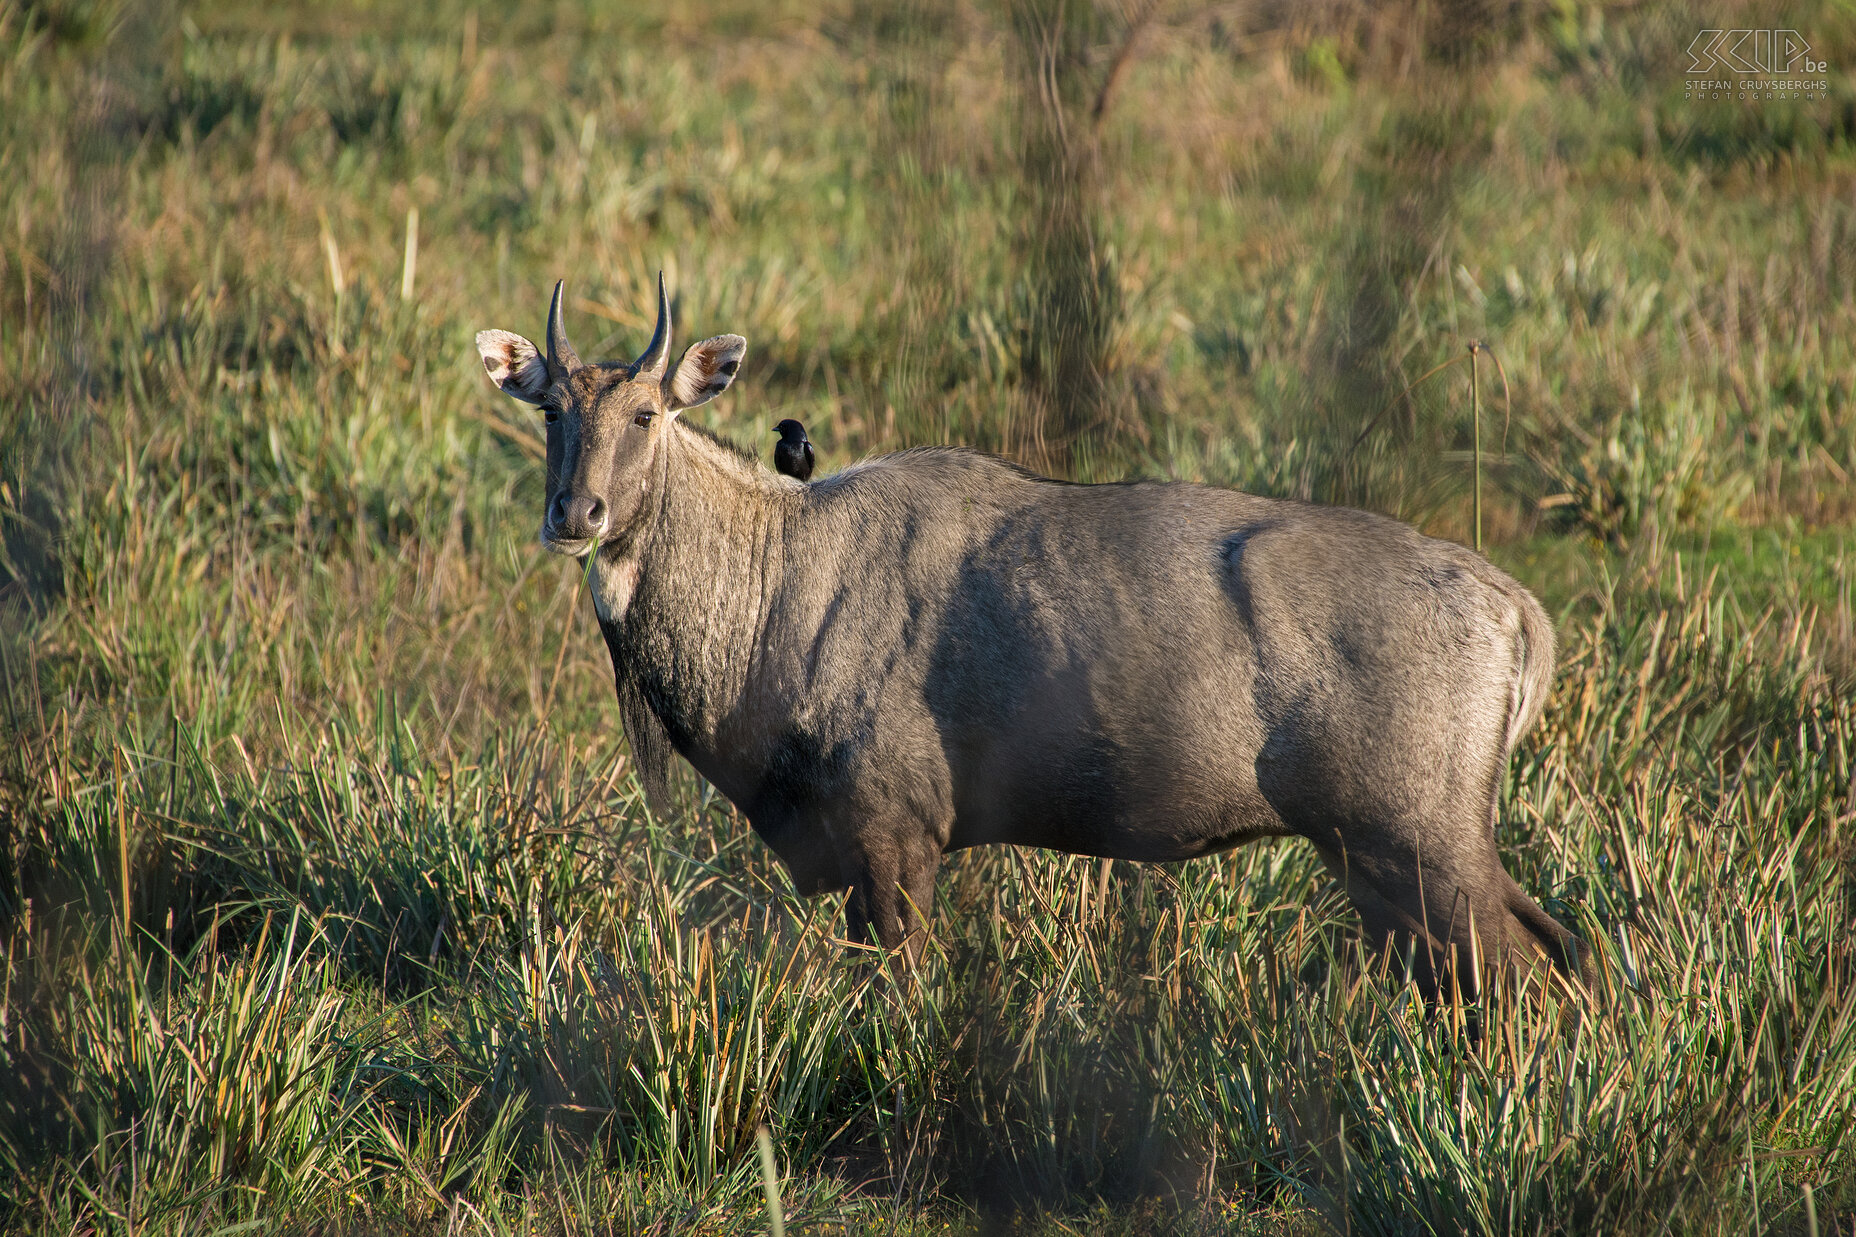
[772,419,815,482]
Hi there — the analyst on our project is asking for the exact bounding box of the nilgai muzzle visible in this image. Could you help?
[477,278,1585,996]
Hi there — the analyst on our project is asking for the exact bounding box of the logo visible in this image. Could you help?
[1684,29,1829,102]
[1686,30,1824,75]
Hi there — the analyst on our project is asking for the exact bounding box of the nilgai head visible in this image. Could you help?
[475,274,747,554]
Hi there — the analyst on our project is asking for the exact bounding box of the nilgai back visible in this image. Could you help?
[477,278,1584,996]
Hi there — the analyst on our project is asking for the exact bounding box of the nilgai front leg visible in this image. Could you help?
[835,817,944,969]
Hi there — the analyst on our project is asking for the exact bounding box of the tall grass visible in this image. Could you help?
[3,568,1851,1231]
[2,0,1854,1230]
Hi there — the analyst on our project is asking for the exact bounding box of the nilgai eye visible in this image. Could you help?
[543,408,560,425]
[633,411,653,428]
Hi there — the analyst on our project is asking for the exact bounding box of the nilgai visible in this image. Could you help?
[476,278,1584,996]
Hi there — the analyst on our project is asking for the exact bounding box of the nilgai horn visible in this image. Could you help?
[476,279,1585,997]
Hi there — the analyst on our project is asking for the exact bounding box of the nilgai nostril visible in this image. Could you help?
[549,493,604,539]
[559,495,605,537]
[475,275,1586,1001]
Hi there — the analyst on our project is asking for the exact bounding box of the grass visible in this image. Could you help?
[2,0,1854,1231]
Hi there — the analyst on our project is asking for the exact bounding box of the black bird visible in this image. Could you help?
[772,419,815,482]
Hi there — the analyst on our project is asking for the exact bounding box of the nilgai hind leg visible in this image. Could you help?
[1313,828,1585,1000]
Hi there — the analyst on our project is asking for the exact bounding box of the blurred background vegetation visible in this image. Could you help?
[0,0,1853,1231]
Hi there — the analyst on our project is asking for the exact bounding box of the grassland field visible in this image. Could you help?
[1,0,1854,1232]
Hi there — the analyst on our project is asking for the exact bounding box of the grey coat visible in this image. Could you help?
[477,280,1583,996]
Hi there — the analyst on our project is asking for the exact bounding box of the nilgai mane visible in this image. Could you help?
[477,278,1584,995]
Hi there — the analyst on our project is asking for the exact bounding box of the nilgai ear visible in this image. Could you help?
[475,330,550,405]
[664,335,747,413]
